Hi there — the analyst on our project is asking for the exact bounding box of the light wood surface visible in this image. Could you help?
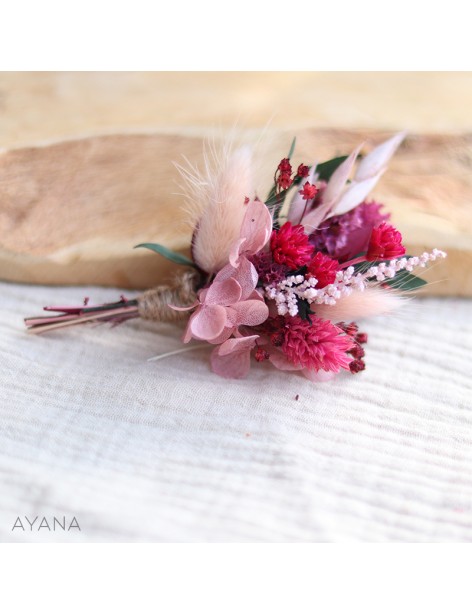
[0,73,470,294]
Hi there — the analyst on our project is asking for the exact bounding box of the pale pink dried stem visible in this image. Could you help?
[25,305,139,334]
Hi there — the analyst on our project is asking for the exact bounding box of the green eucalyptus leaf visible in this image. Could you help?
[315,155,348,182]
[134,243,196,268]
[384,270,427,291]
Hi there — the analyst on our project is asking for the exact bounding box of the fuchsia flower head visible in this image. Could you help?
[280,316,354,373]
[366,222,406,261]
[306,252,339,288]
[270,222,313,269]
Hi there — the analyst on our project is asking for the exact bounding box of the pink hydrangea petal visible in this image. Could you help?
[205,276,242,306]
[247,289,264,301]
[212,262,237,283]
[229,238,246,267]
[210,335,259,379]
[182,319,194,344]
[226,299,269,327]
[210,347,251,379]
[206,326,235,345]
[269,350,303,372]
[239,199,273,255]
[217,334,259,356]
[302,368,337,382]
[189,304,227,341]
[231,257,259,299]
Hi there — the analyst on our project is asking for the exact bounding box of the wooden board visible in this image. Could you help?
[0,129,469,294]
[2,72,472,148]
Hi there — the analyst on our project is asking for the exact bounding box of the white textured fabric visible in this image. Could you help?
[0,281,471,542]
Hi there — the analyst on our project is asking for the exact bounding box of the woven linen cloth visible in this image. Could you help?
[0,281,471,542]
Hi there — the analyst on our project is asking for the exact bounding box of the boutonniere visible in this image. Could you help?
[25,133,446,381]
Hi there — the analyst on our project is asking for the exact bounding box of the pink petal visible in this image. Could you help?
[302,368,336,382]
[213,262,238,283]
[231,257,259,299]
[247,289,265,301]
[189,304,227,341]
[239,199,273,255]
[210,335,259,379]
[210,348,251,379]
[205,276,242,306]
[326,171,385,219]
[269,350,303,372]
[355,132,406,182]
[287,164,317,224]
[229,238,246,267]
[182,320,194,344]
[218,334,259,356]
[301,201,333,232]
[269,351,337,381]
[300,147,361,230]
[168,300,199,312]
[226,299,269,327]
[322,145,362,205]
[206,326,236,345]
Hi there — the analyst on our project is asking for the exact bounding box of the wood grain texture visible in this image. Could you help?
[2,72,472,148]
[0,130,467,294]
[0,72,470,294]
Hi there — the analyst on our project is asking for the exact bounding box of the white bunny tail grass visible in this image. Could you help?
[314,286,406,323]
[175,139,254,274]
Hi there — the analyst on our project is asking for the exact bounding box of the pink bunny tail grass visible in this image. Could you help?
[313,286,405,322]
[176,142,255,274]
[25,297,139,334]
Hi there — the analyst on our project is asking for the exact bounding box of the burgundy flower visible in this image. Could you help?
[270,222,313,269]
[249,251,286,285]
[278,172,293,190]
[278,158,292,174]
[297,164,310,178]
[366,223,406,261]
[254,347,270,362]
[276,158,293,191]
[299,181,318,201]
[349,359,366,374]
[281,316,354,373]
[309,201,390,262]
[306,252,339,288]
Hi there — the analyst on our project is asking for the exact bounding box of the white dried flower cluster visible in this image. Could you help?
[264,249,447,317]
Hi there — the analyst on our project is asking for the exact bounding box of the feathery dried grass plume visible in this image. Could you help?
[175,140,255,274]
[313,286,404,322]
